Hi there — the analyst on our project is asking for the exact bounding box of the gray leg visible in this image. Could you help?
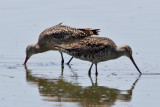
[60,52,64,64]
[95,63,98,76]
[88,63,93,76]
[67,57,73,65]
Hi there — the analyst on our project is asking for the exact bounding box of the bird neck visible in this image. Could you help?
[114,46,126,59]
[34,44,47,54]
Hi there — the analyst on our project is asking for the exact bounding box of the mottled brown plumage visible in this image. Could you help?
[57,37,142,76]
[24,23,100,65]
[38,23,99,47]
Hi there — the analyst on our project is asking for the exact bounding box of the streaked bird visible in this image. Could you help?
[56,37,142,76]
[24,23,100,65]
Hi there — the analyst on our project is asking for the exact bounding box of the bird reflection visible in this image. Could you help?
[25,66,141,107]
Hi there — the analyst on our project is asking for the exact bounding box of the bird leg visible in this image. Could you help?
[66,57,73,65]
[61,64,64,76]
[89,75,94,85]
[95,63,98,76]
[60,52,64,65]
[88,63,93,76]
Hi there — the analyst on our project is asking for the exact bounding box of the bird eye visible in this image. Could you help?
[128,49,132,54]
[128,50,131,53]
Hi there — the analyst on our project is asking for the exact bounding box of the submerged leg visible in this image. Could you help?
[61,64,64,76]
[67,57,73,65]
[88,63,93,76]
[95,63,98,76]
[60,52,64,65]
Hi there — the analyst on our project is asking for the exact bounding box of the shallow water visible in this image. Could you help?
[0,0,160,107]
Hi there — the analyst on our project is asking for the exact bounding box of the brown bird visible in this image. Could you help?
[56,37,142,76]
[24,23,100,65]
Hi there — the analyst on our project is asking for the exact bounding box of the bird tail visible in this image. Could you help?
[78,28,100,35]
[54,45,67,51]
[90,29,100,35]
[55,45,62,50]
[55,45,71,55]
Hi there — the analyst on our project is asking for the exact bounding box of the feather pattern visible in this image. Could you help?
[59,37,117,63]
[38,23,100,47]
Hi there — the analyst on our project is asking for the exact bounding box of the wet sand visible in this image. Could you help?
[0,0,160,107]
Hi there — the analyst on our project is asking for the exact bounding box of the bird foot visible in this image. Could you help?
[66,62,70,65]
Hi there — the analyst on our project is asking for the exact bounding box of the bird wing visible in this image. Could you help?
[38,23,100,42]
[60,37,116,55]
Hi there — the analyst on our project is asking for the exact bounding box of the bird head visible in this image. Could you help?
[24,44,37,65]
[121,45,133,58]
[119,45,142,74]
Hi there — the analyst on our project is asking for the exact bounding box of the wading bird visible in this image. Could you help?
[24,23,100,65]
[56,37,142,76]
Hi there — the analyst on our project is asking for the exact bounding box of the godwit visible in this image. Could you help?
[24,23,100,65]
[56,37,142,76]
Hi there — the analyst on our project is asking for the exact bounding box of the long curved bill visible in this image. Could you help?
[129,56,142,74]
[24,56,29,65]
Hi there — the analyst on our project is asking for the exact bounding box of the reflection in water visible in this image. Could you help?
[25,66,141,107]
